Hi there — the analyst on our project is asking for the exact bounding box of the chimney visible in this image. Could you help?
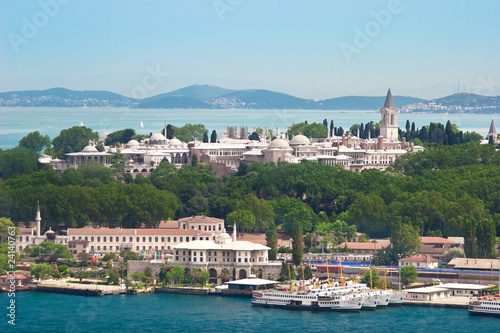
[233,223,237,242]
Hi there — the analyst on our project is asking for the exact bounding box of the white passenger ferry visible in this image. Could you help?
[389,290,407,306]
[251,289,363,312]
[468,296,500,317]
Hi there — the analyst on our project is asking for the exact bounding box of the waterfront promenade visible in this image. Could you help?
[36,278,125,295]
[403,296,470,309]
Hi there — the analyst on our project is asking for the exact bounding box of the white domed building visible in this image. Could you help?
[172,224,280,283]
[262,138,293,164]
[66,141,112,169]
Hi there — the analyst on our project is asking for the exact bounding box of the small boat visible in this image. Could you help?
[140,121,144,128]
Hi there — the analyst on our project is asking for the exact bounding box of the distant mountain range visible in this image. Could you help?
[0,85,498,112]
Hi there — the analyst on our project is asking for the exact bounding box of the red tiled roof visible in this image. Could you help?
[420,237,454,244]
[67,228,211,236]
[400,255,438,262]
[136,229,211,236]
[335,242,389,250]
[238,232,292,246]
[18,228,33,235]
[68,228,135,235]
[139,220,179,229]
[178,216,225,223]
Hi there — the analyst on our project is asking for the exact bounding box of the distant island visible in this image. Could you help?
[0,84,498,112]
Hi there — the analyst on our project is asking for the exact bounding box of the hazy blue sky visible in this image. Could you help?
[1,0,499,99]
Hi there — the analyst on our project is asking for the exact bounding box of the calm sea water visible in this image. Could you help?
[1,292,499,333]
[0,107,497,149]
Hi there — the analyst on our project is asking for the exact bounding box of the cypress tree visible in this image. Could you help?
[202,132,209,143]
[210,130,217,143]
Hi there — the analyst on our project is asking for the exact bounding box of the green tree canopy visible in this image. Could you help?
[19,131,51,152]
[400,265,418,286]
[105,128,136,146]
[287,122,328,138]
[52,126,99,157]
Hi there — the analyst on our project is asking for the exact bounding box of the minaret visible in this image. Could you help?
[35,201,41,237]
[487,118,497,143]
[233,223,237,242]
[379,88,399,141]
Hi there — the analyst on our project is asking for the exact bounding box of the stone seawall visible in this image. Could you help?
[155,287,209,295]
[35,285,102,296]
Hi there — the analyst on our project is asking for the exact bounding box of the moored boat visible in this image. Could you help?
[389,290,407,306]
[468,296,500,317]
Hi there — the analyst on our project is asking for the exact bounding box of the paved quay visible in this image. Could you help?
[35,278,125,295]
[403,296,470,309]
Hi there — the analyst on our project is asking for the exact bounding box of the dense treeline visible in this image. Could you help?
[1,139,499,258]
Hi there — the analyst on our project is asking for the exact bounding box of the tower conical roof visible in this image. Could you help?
[383,88,395,109]
[488,118,496,136]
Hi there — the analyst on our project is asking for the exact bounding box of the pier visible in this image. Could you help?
[34,279,125,296]
[403,296,470,309]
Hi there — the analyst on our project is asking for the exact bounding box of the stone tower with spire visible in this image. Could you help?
[379,88,399,142]
[487,118,497,144]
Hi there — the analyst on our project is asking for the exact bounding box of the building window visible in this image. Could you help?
[110,236,113,242]
[180,237,183,242]
[97,237,100,242]
[85,236,88,241]
[155,237,158,242]
[123,237,126,242]
[91,236,94,242]
[192,237,195,241]
[72,236,76,240]
[103,246,106,250]
[143,246,146,250]
[149,237,152,242]
[136,246,139,250]
[168,237,171,242]
[97,246,100,250]
[143,237,146,242]
[103,237,107,242]
[174,237,177,242]
[194,251,197,256]
[161,237,164,242]
[130,237,133,242]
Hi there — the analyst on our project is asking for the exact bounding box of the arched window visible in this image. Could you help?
[390,114,394,125]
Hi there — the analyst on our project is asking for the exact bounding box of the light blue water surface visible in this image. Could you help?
[0,107,496,149]
[1,292,499,333]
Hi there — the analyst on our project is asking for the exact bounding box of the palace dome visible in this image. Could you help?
[269,138,291,149]
[127,139,140,147]
[149,133,167,144]
[82,145,98,153]
[289,134,310,146]
[169,138,182,146]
